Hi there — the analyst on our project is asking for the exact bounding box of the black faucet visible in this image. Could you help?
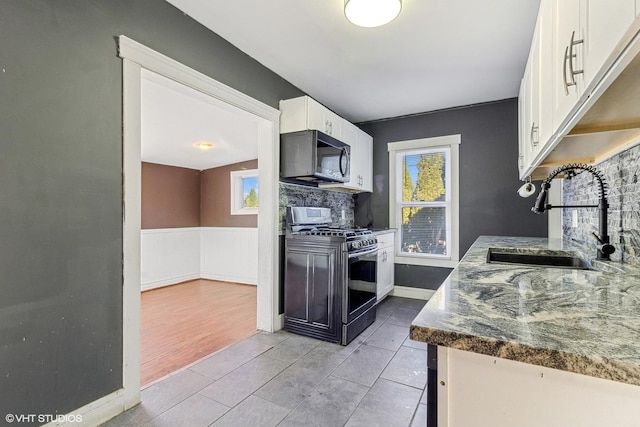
[531,163,615,261]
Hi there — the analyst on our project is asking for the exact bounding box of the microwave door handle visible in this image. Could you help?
[340,147,350,178]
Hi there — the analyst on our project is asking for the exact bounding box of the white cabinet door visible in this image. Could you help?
[637,0,640,17]
[582,0,636,89]
[376,232,395,301]
[307,97,342,139]
[280,96,342,139]
[518,78,527,178]
[376,247,394,301]
[279,97,310,134]
[321,125,373,193]
[552,0,582,134]
[358,130,373,192]
[551,0,636,135]
[518,63,533,178]
[537,0,554,147]
[519,0,553,179]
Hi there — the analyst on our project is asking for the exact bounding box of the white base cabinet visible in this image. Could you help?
[437,347,640,427]
[376,231,395,301]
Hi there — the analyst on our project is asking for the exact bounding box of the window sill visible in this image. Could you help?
[394,255,458,268]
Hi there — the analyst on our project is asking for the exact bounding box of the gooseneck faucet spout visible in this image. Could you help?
[530,163,615,261]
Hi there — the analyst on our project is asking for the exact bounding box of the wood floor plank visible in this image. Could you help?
[140,279,257,386]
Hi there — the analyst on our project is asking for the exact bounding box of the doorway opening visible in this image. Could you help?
[119,36,281,408]
[138,69,263,385]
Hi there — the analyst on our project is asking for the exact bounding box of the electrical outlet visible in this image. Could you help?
[571,210,578,228]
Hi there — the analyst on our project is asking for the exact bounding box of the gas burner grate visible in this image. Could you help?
[299,228,372,238]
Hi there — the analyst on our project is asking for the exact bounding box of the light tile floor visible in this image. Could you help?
[104,296,428,427]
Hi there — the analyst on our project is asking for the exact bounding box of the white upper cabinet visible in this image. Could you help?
[518,59,533,178]
[280,96,373,193]
[552,0,583,131]
[321,122,373,192]
[553,0,637,132]
[582,1,636,90]
[305,97,342,139]
[518,0,553,179]
[280,96,342,139]
[518,79,528,176]
[358,129,373,192]
[538,0,554,147]
[520,0,640,179]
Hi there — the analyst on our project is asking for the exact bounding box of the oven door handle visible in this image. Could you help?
[348,247,378,259]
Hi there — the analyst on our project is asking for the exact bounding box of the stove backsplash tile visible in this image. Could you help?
[279,183,354,233]
[562,143,640,266]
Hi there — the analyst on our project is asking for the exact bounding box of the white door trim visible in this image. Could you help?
[117,36,281,410]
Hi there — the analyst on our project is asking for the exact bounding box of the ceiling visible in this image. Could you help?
[145,0,541,170]
[141,69,261,170]
[165,0,541,123]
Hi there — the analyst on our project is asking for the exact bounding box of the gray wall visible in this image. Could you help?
[0,0,302,421]
[562,144,640,265]
[355,99,548,289]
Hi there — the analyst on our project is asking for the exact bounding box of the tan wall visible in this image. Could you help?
[141,162,201,229]
[201,159,258,227]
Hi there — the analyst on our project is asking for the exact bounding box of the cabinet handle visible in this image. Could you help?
[530,122,539,148]
[563,31,584,95]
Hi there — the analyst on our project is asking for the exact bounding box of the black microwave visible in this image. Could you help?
[280,130,351,183]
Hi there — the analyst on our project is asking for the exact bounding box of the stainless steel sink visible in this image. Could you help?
[486,247,596,270]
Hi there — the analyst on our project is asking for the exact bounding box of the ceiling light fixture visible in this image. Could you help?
[193,141,214,151]
[344,0,402,28]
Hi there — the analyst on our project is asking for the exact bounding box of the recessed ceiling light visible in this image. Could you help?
[344,0,402,28]
[193,141,214,151]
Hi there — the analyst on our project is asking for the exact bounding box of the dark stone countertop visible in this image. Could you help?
[410,235,640,386]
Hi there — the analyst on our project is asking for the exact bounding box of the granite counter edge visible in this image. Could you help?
[409,324,640,387]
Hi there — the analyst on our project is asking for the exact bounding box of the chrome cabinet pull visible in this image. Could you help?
[568,31,584,84]
[563,45,571,95]
[563,30,584,95]
[530,122,539,148]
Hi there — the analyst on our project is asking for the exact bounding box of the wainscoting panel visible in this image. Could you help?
[201,227,258,285]
[140,228,201,291]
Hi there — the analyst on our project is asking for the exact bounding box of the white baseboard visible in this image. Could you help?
[42,388,131,427]
[200,273,257,286]
[141,273,201,291]
[391,285,435,300]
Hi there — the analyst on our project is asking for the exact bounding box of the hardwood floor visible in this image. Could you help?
[141,279,257,387]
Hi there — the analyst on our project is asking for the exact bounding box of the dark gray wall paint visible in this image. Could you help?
[0,0,302,421]
[354,99,547,290]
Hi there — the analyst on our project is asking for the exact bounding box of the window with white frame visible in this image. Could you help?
[230,169,258,215]
[388,135,460,268]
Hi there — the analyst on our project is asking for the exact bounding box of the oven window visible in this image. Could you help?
[348,254,377,317]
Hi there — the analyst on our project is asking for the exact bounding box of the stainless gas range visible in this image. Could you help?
[284,206,377,345]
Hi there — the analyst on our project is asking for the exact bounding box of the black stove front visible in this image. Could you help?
[283,207,377,345]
